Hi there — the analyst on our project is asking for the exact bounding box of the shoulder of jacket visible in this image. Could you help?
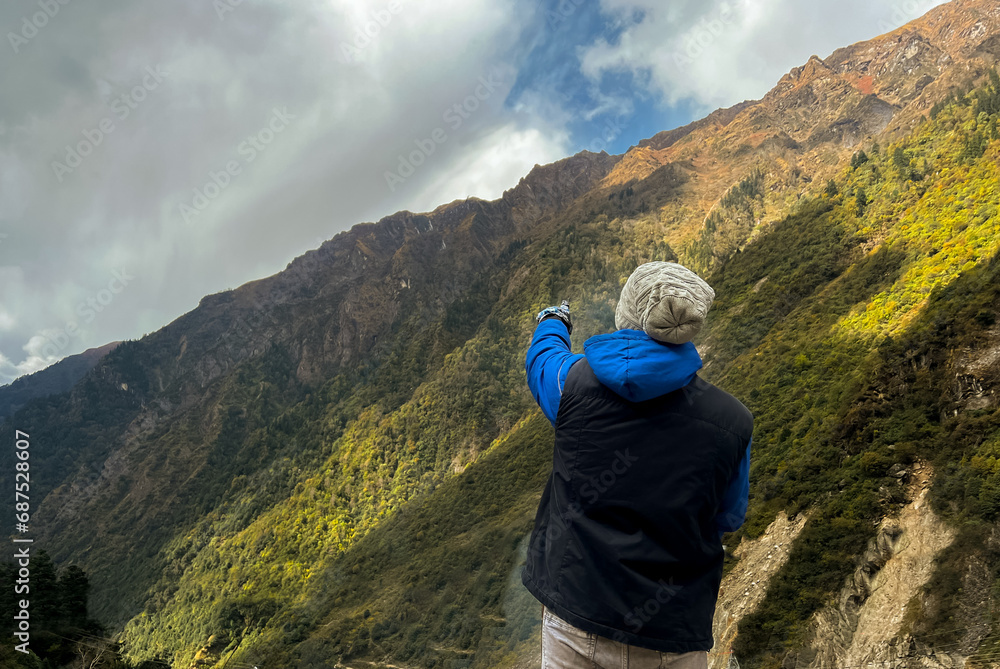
[691,377,754,428]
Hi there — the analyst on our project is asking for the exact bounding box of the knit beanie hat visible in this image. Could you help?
[615,261,715,344]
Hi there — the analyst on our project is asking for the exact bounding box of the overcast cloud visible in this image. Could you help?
[0,0,948,384]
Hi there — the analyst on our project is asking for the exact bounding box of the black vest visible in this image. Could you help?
[521,358,753,652]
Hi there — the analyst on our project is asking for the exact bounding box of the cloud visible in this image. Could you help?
[0,0,546,385]
[0,332,61,381]
[19,332,65,375]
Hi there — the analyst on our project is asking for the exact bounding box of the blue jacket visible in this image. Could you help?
[525,318,751,536]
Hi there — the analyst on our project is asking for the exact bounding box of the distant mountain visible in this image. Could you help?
[0,341,120,420]
[2,1,1000,668]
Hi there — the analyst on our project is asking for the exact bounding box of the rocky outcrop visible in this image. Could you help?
[711,512,810,669]
[712,464,993,669]
[791,464,962,669]
[955,324,1000,412]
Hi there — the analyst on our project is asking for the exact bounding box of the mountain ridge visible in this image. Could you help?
[0,340,121,420]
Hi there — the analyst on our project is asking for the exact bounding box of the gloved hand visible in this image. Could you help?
[535,300,572,334]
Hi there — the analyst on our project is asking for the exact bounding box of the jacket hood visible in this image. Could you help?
[583,329,702,402]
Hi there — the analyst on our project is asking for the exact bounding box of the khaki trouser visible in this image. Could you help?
[541,606,709,669]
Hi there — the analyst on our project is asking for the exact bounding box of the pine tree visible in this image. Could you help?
[855,187,868,214]
[58,565,90,628]
[32,551,61,630]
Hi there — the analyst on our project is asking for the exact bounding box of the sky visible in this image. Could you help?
[0,0,948,385]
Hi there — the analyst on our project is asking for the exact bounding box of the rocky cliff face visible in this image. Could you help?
[713,465,992,669]
[712,513,810,669]
[167,149,621,390]
[792,465,960,669]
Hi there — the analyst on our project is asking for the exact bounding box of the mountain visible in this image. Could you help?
[3,1,1000,668]
[0,341,121,420]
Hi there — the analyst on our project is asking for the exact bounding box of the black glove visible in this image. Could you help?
[535,300,572,334]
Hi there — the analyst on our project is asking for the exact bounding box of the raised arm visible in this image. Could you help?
[525,316,584,425]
